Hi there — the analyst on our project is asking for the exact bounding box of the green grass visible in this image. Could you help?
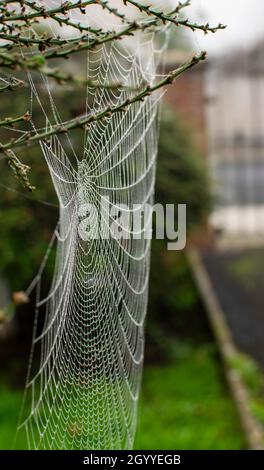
[0,346,246,450]
[228,250,264,292]
[228,352,264,434]
[0,386,26,449]
[135,346,246,450]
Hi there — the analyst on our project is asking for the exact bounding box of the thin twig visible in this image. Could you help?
[0,76,25,92]
[0,111,31,128]
[123,0,226,34]
[0,52,207,154]
[5,149,35,192]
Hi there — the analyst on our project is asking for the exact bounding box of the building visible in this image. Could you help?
[164,42,264,244]
[163,49,207,155]
[206,41,264,241]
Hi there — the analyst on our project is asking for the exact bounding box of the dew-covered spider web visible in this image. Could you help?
[14,1,172,450]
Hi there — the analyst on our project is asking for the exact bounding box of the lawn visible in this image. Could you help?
[135,346,246,450]
[0,345,246,450]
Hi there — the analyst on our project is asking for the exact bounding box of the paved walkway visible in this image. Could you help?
[203,248,264,368]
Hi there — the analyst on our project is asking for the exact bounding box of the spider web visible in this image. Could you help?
[14,1,171,450]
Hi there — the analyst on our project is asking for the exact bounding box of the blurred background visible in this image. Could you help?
[1,0,264,450]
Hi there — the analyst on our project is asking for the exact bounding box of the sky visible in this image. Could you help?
[186,0,264,56]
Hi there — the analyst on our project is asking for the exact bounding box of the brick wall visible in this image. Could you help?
[163,62,207,155]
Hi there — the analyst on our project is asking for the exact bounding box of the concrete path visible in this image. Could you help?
[203,248,264,368]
